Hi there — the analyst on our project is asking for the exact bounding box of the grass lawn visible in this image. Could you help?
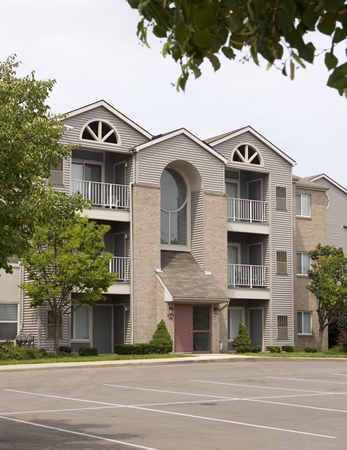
[243,348,347,358]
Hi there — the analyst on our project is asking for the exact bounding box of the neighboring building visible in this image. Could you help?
[1,101,298,352]
[292,176,329,350]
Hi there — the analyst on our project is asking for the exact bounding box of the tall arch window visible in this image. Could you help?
[161,169,188,246]
[81,120,118,144]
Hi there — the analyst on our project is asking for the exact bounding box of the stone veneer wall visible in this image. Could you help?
[203,191,228,352]
[293,185,328,350]
[132,183,161,343]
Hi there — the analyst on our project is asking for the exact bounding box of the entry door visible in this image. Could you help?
[228,245,239,286]
[114,162,126,185]
[93,306,112,354]
[114,304,125,345]
[174,305,211,353]
[249,308,263,347]
[248,179,262,200]
[226,182,238,219]
[249,243,262,265]
[228,308,244,350]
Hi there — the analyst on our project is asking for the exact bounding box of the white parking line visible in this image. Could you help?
[245,398,347,414]
[3,388,335,439]
[266,376,347,385]
[0,415,157,450]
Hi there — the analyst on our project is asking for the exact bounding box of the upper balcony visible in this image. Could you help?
[228,263,270,300]
[107,256,130,295]
[227,198,269,234]
[72,179,130,222]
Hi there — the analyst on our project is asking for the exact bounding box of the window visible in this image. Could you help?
[231,144,262,165]
[81,120,118,144]
[296,194,310,217]
[297,311,312,335]
[0,304,18,340]
[161,169,188,246]
[276,187,286,210]
[50,160,63,171]
[277,315,288,339]
[276,251,287,275]
[72,306,89,339]
[47,311,62,339]
[297,252,310,275]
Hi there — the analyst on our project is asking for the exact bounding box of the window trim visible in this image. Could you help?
[230,143,263,166]
[276,250,288,275]
[296,252,310,276]
[296,193,311,218]
[297,311,312,335]
[80,119,121,147]
[0,303,18,341]
[277,315,288,340]
[276,186,287,211]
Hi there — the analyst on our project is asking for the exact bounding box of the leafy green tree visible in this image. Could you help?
[0,55,72,272]
[127,0,347,94]
[307,244,347,351]
[20,191,116,354]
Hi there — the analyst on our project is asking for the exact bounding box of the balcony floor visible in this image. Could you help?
[228,287,270,300]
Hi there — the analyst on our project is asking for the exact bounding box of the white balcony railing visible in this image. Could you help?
[72,180,129,209]
[227,198,267,223]
[228,264,268,288]
[109,257,130,282]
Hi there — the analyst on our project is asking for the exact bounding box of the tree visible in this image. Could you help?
[307,244,347,351]
[127,0,347,94]
[20,191,116,354]
[149,319,173,353]
[231,322,252,353]
[0,55,72,273]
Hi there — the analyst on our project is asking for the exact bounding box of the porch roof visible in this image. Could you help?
[157,251,228,303]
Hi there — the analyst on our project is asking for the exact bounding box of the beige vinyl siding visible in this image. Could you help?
[61,106,150,152]
[191,190,204,268]
[138,134,225,192]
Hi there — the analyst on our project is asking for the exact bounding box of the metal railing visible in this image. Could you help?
[109,257,130,282]
[227,198,267,223]
[72,180,129,209]
[228,264,268,288]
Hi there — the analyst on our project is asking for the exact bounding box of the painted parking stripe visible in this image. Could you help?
[245,398,347,414]
[0,415,157,450]
[3,388,335,439]
[266,376,347,385]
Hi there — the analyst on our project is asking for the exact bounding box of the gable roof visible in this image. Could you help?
[157,251,228,303]
[206,126,296,167]
[64,100,153,140]
[308,173,347,194]
[293,174,329,191]
[134,128,228,164]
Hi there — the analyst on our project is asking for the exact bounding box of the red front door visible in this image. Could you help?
[174,304,193,352]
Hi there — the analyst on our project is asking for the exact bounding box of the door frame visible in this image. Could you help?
[248,307,264,349]
[247,178,262,200]
[248,242,263,265]
[228,307,245,350]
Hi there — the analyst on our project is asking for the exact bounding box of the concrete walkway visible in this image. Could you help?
[0,353,256,372]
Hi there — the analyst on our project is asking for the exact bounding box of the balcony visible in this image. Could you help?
[109,257,130,282]
[72,180,129,210]
[227,198,268,223]
[228,264,268,289]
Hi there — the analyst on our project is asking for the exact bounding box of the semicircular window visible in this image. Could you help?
[82,120,118,144]
[161,169,187,246]
[231,144,261,165]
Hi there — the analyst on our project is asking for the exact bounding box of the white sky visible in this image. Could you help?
[2,0,346,186]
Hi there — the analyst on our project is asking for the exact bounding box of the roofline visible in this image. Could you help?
[64,100,153,139]
[309,173,347,194]
[134,128,228,164]
[208,126,296,167]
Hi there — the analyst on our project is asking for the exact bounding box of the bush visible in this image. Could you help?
[149,320,173,353]
[252,345,262,353]
[79,347,98,356]
[337,332,347,352]
[58,346,72,354]
[303,345,318,353]
[0,345,47,360]
[115,343,161,355]
[232,323,252,353]
[266,346,281,353]
[281,345,294,353]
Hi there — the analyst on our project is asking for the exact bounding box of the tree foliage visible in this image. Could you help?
[127,0,347,94]
[231,322,252,353]
[149,319,173,352]
[20,191,116,354]
[307,244,347,350]
[0,55,72,272]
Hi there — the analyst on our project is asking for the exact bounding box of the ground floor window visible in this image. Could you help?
[0,304,18,340]
[47,311,62,339]
[72,306,89,339]
[277,315,288,339]
[297,311,312,335]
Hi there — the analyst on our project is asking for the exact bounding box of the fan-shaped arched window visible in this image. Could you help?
[231,144,262,165]
[81,120,118,144]
[161,169,188,246]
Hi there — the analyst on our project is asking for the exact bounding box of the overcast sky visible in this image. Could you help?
[2,0,346,186]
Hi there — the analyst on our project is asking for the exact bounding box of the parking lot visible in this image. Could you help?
[1,358,347,449]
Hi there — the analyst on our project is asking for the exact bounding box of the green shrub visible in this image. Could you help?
[149,320,173,353]
[266,345,282,353]
[281,345,294,353]
[79,347,98,356]
[232,323,252,353]
[115,343,160,355]
[337,332,347,352]
[58,346,72,354]
[252,345,262,353]
[0,345,47,360]
[303,345,318,353]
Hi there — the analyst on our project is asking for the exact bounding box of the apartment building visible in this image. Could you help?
[0,100,298,352]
